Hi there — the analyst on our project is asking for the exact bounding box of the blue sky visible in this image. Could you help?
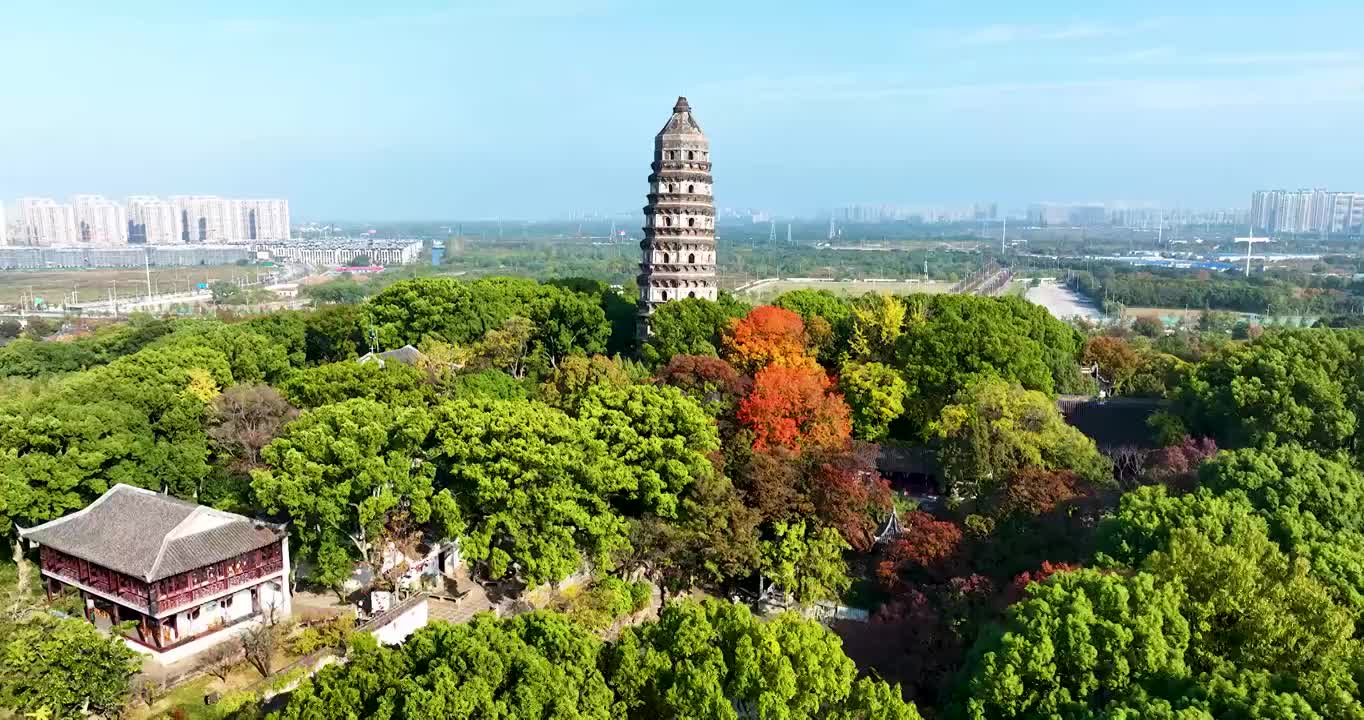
[3,1,1363,220]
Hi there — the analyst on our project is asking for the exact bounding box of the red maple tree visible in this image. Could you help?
[986,467,1089,520]
[1147,435,1218,492]
[723,305,815,373]
[654,354,750,405]
[737,364,852,452]
[877,511,965,589]
[806,443,893,552]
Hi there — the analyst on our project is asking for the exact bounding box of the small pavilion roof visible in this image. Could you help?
[357,344,424,368]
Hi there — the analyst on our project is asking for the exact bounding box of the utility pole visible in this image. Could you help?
[1235,233,1270,278]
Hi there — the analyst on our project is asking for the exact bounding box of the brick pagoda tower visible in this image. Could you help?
[637,96,717,337]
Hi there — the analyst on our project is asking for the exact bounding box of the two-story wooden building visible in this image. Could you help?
[18,484,291,664]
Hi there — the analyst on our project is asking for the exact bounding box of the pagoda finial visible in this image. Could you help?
[673,96,691,113]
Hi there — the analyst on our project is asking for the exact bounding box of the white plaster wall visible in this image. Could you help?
[370,599,428,646]
[174,586,253,638]
[132,615,263,666]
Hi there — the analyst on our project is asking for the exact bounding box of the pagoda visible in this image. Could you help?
[637,96,717,337]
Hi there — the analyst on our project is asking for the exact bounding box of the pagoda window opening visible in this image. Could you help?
[688,252,695,263]
[689,291,696,298]
[688,217,695,227]
[663,252,670,263]
[687,150,695,160]
[665,217,672,227]
[688,184,694,193]
[661,290,669,301]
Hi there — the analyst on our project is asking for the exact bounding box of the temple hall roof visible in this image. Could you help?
[18,484,285,582]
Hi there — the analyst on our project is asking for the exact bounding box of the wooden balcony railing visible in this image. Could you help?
[157,560,283,613]
[44,567,153,612]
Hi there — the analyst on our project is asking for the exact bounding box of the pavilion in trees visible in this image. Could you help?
[18,484,291,663]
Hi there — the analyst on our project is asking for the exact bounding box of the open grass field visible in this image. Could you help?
[1120,305,1319,327]
[737,278,961,303]
[0,265,257,307]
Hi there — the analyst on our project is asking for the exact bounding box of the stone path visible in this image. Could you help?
[428,570,492,626]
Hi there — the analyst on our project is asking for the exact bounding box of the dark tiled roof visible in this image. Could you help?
[1058,396,1166,450]
[658,96,704,136]
[18,484,285,581]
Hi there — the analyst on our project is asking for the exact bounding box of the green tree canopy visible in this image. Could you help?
[276,612,614,720]
[956,569,1191,720]
[302,303,367,363]
[890,295,1075,432]
[278,359,433,409]
[451,368,530,400]
[276,601,921,720]
[839,361,907,441]
[605,600,920,720]
[429,398,632,585]
[539,354,642,413]
[1145,526,1355,679]
[575,383,718,518]
[1171,329,1356,453]
[364,277,610,370]
[252,398,461,579]
[1198,443,1364,545]
[153,321,291,384]
[0,614,141,718]
[931,379,1111,498]
[640,295,748,366]
[1097,485,1268,569]
[758,519,852,605]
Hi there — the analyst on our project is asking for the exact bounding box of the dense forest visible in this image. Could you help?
[5,277,1364,718]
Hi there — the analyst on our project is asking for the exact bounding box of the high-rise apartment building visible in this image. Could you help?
[168,196,290,243]
[243,199,290,242]
[170,196,238,243]
[10,194,290,246]
[127,196,183,244]
[0,205,7,246]
[1252,189,1364,235]
[71,195,129,246]
[18,198,79,246]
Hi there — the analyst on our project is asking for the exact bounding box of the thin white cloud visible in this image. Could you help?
[947,19,1163,47]
[1089,47,1178,65]
[216,1,615,34]
[1202,50,1364,66]
[960,24,1025,46]
[701,65,1364,114]
[1087,47,1363,67]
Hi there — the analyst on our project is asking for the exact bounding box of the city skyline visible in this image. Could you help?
[4,2,1364,220]
[9,195,290,247]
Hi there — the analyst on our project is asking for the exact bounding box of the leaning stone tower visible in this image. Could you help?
[637,96,717,338]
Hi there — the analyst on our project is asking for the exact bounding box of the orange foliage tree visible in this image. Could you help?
[737,364,852,452]
[723,305,815,373]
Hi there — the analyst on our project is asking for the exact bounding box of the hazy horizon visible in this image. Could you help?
[4,1,1363,221]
